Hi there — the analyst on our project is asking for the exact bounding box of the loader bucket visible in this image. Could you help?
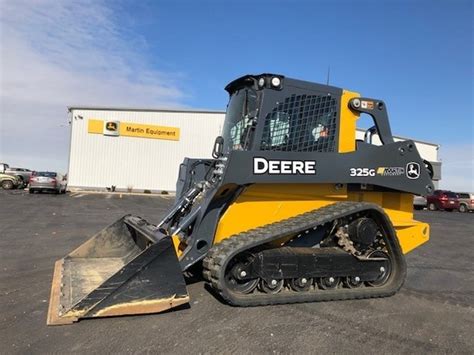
[47,215,189,325]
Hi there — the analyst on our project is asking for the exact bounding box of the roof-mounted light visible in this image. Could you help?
[271,77,281,87]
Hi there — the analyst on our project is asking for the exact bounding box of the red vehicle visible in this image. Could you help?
[427,190,459,212]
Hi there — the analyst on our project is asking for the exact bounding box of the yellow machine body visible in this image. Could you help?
[212,183,429,254]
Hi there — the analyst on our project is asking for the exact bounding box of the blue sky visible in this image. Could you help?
[124,0,473,143]
[1,0,472,190]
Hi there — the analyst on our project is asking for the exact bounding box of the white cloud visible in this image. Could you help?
[439,143,474,192]
[0,0,186,172]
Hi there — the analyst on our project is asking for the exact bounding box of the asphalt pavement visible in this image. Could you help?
[0,190,473,354]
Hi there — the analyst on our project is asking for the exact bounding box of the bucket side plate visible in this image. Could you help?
[47,218,189,325]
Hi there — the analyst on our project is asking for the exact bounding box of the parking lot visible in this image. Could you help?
[0,190,473,354]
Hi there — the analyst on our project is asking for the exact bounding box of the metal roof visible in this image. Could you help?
[68,106,225,114]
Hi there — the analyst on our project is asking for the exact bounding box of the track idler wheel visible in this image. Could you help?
[289,277,313,292]
[224,252,258,294]
[259,279,284,294]
[366,250,392,287]
[344,276,363,288]
[318,276,340,290]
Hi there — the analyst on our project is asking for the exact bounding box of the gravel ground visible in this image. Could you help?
[0,190,473,354]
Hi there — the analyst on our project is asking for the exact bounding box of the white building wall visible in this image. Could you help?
[68,108,440,191]
[68,109,224,191]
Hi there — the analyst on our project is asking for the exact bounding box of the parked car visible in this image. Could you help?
[29,171,67,194]
[0,163,33,187]
[0,173,21,190]
[6,167,33,186]
[413,195,427,210]
[426,190,459,211]
[456,192,474,213]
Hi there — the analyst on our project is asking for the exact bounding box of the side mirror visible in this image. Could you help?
[212,136,224,159]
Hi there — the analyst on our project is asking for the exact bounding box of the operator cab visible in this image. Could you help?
[221,74,342,155]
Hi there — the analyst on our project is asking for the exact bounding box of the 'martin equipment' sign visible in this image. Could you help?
[88,119,180,141]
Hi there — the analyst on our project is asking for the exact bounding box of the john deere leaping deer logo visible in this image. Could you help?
[103,121,120,136]
[106,122,118,131]
[406,162,420,179]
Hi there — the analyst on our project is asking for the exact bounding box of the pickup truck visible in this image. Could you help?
[0,172,21,190]
[0,163,32,187]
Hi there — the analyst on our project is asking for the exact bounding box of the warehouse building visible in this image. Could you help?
[67,107,441,192]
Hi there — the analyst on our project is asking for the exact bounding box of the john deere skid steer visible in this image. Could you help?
[47,74,433,325]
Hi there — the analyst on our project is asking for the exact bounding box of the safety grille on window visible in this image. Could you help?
[260,94,338,152]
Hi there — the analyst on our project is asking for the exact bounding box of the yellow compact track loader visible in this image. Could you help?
[47,74,434,325]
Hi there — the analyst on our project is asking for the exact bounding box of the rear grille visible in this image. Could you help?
[260,94,338,152]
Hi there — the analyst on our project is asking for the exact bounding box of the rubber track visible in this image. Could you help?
[203,201,407,307]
